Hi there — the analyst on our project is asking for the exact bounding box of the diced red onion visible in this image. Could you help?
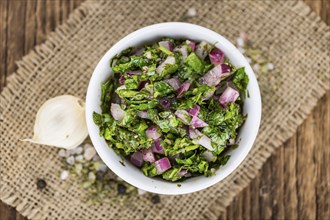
[186,40,196,51]
[176,80,191,98]
[119,75,125,85]
[127,70,142,75]
[202,89,215,101]
[195,41,212,60]
[122,56,129,62]
[137,111,149,119]
[154,157,172,174]
[177,169,189,177]
[200,64,231,87]
[142,66,149,73]
[191,116,208,128]
[142,148,156,162]
[175,110,191,125]
[174,45,188,59]
[209,48,225,65]
[131,47,145,56]
[159,98,171,109]
[165,78,181,91]
[130,151,143,167]
[152,139,165,154]
[201,151,217,162]
[216,82,237,95]
[189,127,213,151]
[219,87,239,108]
[111,59,117,68]
[159,40,174,52]
[110,103,125,121]
[149,85,154,96]
[156,56,176,74]
[221,63,231,74]
[144,51,153,59]
[213,95,220,101]
[229,138,236,145]
[116,85,126,91]
[188,105,200,117]
[138,80,148,90]
[146,126,161,140]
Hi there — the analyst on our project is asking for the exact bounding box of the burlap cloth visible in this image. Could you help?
[1,0,329,219]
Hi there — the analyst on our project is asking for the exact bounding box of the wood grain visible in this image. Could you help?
[0,1,329,219]
[0,1,83,220]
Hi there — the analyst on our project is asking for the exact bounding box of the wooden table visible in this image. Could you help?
[0,1,329,219]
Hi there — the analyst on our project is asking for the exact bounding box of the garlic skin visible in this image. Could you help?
[23,95,88,149]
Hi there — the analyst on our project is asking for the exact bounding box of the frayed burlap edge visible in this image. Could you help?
[0,0,329,219]
[0,1,101,219]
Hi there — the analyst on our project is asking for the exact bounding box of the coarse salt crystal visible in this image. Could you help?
[84,147,96,161]
[66,156,75,165]
[58,149,66,157]
[75,155,84,161]
[60,170,69,180]
[186,7,196,17]
[253,64,260,71]
[138,188,147,195]
[72,146,83,155]
[236,37,244,47]
[83,143,93,151]
[65,150,72,157]
[88,172,96,180]
[267,63,274,70]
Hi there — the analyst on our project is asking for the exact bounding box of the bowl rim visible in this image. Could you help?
[85,22,262,195]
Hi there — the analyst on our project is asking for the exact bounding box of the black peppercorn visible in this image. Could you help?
[96,171,104,181]
[36,179,47,189]
[117,183,126,194]
[151,194,160,204]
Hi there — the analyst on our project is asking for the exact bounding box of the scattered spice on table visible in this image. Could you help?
[236,32,274,77]
[58,140,137,205]
[151,194,161,204]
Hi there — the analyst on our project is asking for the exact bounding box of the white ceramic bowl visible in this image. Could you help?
[86,22,261,195]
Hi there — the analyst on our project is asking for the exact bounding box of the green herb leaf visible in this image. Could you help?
[232,67,249,98]
[154,81,174,97]
[184,52,204,73]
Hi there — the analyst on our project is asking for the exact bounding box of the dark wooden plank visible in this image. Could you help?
[313,93,330,220]
[270,146,284,220]
[5,0,26,82]
[24,0,37,54]
[282,136,298,219]
[0,202,16,220]
[0,0,8,92]
[296,112,317,219]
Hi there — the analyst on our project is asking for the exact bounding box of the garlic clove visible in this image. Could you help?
[22,95,88,149]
